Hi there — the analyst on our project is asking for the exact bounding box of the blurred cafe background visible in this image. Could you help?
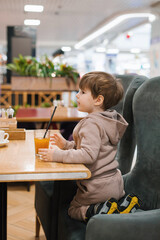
[1,0,160,85]
[1,0,160,141]
[0,0,160,110]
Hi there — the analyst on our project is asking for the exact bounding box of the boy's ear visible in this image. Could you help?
[94,95,104,106]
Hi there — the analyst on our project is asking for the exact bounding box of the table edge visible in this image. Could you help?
[0,171,90,182]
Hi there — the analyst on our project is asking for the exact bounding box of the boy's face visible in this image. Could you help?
[76,88,99,113]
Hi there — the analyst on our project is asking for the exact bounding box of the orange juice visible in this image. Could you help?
[34,138,50,154]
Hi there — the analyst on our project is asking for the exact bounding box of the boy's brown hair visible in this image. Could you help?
[79,71,124,110]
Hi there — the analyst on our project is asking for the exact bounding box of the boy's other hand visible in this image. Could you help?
[50,133,66,149]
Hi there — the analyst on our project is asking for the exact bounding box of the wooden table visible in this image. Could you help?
[16,107,87,122]
[0,130,91,240]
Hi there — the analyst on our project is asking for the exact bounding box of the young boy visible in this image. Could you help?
[38,71,128,221]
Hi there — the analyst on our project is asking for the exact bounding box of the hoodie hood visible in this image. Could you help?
[85,110,128,145]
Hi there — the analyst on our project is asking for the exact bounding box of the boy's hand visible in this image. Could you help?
[50,133,66,149]
[38,146,59,161]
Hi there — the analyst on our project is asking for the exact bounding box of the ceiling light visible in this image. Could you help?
[149,15,156,22]
[106,49,119,54]
[74,13,156,49]
[24,19,40,26]
[130,48,141,54]
[24,5,44,12]
[61,47,71,52]
[95,47,106,53]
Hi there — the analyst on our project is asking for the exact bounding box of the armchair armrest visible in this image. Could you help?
[86,209,160,240]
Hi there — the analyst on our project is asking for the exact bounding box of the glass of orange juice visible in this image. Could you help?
[34,129,50,159]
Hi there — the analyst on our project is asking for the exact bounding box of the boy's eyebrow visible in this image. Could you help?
[80,87,88,91]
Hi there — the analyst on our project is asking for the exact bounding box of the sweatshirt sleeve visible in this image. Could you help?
[63,140,76,150]
[48,120,102,164]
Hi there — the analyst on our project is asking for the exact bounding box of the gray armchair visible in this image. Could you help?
[86,210,160,240]
[86,76,160,240]
[34,74,147,240]
[116,74,147,174]
[113,74,137,114]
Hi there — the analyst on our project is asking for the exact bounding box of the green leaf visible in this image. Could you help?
[6,54,79,84]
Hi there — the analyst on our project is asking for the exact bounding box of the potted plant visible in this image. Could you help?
[7,54,80,91]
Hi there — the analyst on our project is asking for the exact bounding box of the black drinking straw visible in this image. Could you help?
[43,106,57,138]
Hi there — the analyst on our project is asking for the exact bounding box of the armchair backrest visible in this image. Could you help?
[115,75,148,174]
[124,76,160,210]
[113,74,136,114]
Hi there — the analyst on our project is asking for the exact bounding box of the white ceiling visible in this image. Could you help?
[0,0,159,51]
[112,23,151,52]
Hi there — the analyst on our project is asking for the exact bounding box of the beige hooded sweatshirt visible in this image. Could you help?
[49,110,128,220]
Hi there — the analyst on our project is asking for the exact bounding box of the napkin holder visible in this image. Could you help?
[1,128,26,140]
[0,117,26,140]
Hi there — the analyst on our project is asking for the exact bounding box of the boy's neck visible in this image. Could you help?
[89,106,104,114]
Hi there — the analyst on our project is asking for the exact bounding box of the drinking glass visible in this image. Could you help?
[34,129,50,159]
